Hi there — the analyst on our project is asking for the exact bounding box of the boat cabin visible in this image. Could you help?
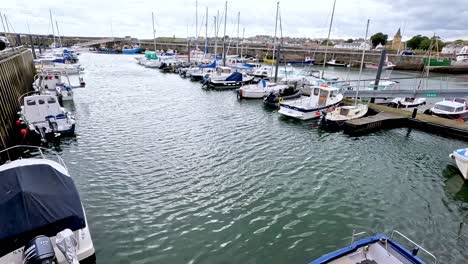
[22,95,63,123]
[433,98,467,113]
[309,85,340,107]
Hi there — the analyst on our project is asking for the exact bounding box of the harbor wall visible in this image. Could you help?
[0,48,35,149]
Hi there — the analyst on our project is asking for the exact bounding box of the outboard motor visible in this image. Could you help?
[79,77,86,87]
[23,235,56,264]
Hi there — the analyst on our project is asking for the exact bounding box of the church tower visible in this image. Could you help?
[391,28,402,50]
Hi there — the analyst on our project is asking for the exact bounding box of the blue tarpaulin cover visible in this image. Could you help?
[0,164,85,257]
[199,61,217,68]
[225,72,243,81]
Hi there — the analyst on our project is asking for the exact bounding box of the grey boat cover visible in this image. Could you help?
[0,164,85,257]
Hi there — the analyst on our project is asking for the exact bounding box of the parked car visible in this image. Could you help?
[400,50,416,56]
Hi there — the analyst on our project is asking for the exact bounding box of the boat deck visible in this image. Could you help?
[329,242,405,264]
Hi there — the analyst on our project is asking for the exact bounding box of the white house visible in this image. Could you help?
[334,42,371,50]
[441,44,465,54]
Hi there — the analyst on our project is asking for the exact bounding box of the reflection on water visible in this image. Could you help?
[50,53,468,263]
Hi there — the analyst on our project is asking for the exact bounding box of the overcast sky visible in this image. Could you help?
[1,0,467,41]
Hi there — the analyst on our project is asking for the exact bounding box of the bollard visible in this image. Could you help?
[411,108,417,118]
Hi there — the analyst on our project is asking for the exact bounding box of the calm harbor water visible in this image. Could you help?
[56,53,468,263]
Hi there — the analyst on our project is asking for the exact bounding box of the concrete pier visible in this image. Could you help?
[0,48,35,149]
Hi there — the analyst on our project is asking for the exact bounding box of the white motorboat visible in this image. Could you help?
[454,46,468,65]
[367,80,400,90]
[326,59,349,67]
[388,97,426,108]
[252,66,273,78]
[35,63,84,75]
[0,145,95,264]
[34,70,85,102]
[426,98,468,120]
[323,104,368,125]
[237,79,289,99]
[450,148,468,180]
[198,66,234,83]
[278,85,343,120]
[19,94,76,141]
[365,56,396,70]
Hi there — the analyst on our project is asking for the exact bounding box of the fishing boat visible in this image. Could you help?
[18,94,76,142]
[326,59,349,67]
[205,72,254,89]
[450,148,468,180]
[308,230,437,264]
[0,145,95,264]
[425,98,468,120]
[278,85,343,120]
[322,104,368,126]
[263,87,303,108]
[122,45,141,54]
[422,57,452,66]
[237,79,289,99]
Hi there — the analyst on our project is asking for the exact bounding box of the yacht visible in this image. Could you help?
[308,230,436,264]
[426,98,468,120]
[278,85,343,120]
[0,146,95,264]
[19,94,76,141]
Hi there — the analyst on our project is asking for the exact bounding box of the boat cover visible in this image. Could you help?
[455,148,468,159]
[199,60,216,68]
[0,164,85,257]
[225,72,243,81]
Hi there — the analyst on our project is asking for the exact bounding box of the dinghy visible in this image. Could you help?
[450,148,468,180]
[326,59,349,67]
[237,79,289,99]
[0,145,95,264]
[322,104,368,127]
[205,72,254,89]
[278,85,343,120]
[308,230,437,264]
[388,97,426,108]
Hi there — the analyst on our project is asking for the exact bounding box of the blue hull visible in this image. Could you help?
[122,48,141,54]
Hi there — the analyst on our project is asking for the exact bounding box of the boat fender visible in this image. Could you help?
[449,153,455,159]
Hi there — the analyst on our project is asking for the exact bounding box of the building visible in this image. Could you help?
[441,44,465,55]
[386,28,406,50]
[334,42,371,50]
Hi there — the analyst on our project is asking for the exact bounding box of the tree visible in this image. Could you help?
[370,32,388,47]
[454,39,465,45]
[345,38,353,43]
[419,38,432,50]
[406,35,428,50]
[321,39,334,46]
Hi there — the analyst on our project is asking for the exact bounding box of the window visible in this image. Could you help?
[434,104,455,112]
[38,99,45,105]
[455,98,466,104]
[26,99,36,106]
[313,88,320,96]
[456,107,464,112]
[47,97,56,104]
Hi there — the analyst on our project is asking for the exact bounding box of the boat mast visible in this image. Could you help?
[0,13,9,45]
[322,0,336,79]
[272,2,279,67]
[49,9,56,47]
[236,11,240,56]
[55,21,62,48]
[214,14,218,57]
[355,19,370,105]
[222,1,227,66]
[195,0,198,51]
[152,12,157,52]
[205,7,208,55]
[241,27,245,57]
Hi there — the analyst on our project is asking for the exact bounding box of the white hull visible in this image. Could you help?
[450,149,468,180]
[325,104,368,122]
[0,214,95,264]
[239,83,289,99]
[278,106,324,120]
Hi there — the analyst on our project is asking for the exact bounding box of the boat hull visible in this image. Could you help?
[278,102,340,120]
[450,149,468,180]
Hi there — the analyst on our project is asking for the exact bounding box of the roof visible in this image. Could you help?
[395,28,401,37]
[0,162,85,257]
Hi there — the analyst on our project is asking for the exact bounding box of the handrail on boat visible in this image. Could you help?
[391,230,438,264]
[350,230,369,244]
[0,145,68,171]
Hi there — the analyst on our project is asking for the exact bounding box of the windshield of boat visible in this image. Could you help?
[434,104,456,112]
[339,108,350,116]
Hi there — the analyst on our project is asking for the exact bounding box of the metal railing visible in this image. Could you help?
[0,145,68,171]
[391,230,438,264]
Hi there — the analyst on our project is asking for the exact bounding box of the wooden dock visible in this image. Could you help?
[343,103,468,140]
[0,48,35,149]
